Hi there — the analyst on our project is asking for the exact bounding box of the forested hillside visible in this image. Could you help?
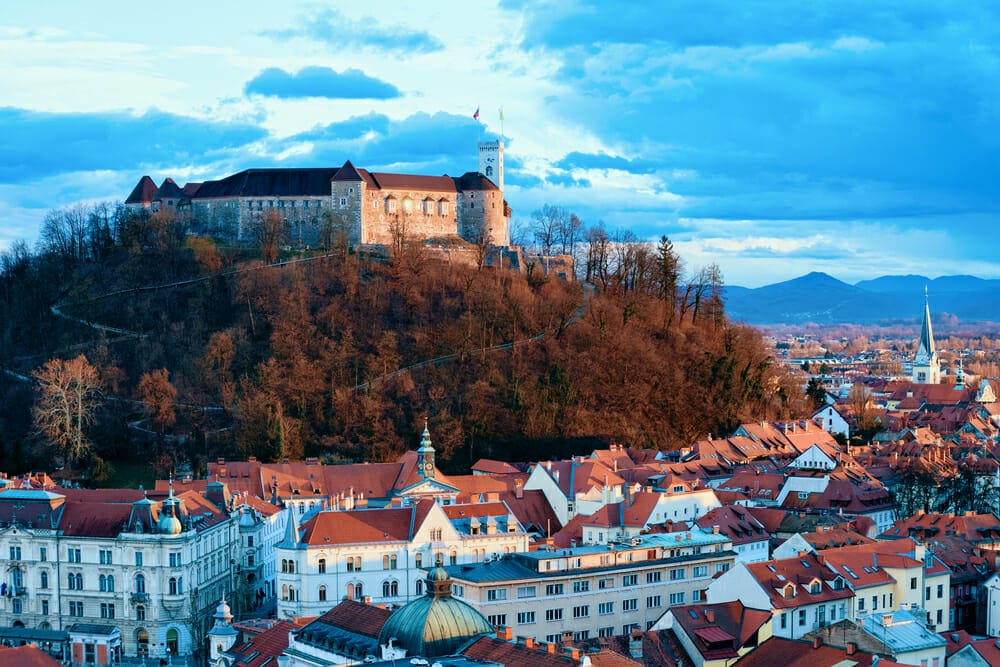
[0,204,807,481]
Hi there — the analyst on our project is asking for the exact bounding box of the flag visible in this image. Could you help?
[498,106,504,121]
[473,107,480,120]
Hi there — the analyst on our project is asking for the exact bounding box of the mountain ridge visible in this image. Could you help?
[725,273,1000,324]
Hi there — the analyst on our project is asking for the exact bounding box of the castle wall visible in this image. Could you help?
[355,188,459,244]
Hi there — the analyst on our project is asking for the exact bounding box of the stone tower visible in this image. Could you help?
[478,140,504,193]
[912,290,940,384]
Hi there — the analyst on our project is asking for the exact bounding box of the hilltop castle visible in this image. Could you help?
[125,141,511,249]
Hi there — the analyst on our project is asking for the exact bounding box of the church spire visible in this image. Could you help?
[417,420,436,479]
[912,288,940,384]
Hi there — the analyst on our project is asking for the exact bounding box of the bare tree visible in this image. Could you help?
[531,204,567,255]
[33,355,103,465]
[256,209,288,264]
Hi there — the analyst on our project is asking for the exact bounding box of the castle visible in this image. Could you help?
[125,140,511,250]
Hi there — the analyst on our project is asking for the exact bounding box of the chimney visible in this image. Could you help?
[498,627,513,641]
[813,636,823,649]
[514,479,524,499]
[520,635,534,649]
[546,642,557,654]
[846,642,857,656]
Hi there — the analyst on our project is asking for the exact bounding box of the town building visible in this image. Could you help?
[0,481,239,661]
[913,291,941,384]
[273,497,528,618]
[444,529,735,644]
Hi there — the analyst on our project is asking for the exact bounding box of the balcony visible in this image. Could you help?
[130,592,150,604]
[12,586,26,597]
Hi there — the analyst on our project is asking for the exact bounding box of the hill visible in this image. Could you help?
[0,206,805,478]
[725,272,1000,324]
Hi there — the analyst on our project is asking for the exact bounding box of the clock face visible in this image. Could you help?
[425,463,434,471]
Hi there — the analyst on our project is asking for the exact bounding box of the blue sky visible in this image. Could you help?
[1,1,998,286]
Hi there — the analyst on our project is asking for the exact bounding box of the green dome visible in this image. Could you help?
[378,566,492,657]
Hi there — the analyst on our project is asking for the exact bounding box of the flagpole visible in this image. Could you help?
[499,105,504,142]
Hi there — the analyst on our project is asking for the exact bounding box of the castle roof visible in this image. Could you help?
[155,177,183,200]
[194,168,339,198]
[125,175,158,204]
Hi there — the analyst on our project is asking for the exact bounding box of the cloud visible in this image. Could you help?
[0,107,266,185]
[244,67,400,100]
[263,8,443,54]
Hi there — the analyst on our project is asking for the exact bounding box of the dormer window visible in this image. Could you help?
[810,580,822,594]
[783,583,795,599]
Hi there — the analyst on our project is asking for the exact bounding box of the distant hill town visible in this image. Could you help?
[725,272,1000,324]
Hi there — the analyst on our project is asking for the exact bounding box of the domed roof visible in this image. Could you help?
[378,561,492,657]
[158,513,182,535]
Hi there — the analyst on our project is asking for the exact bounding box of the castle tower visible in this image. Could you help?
[912,290,940,384]
[478,140,504,193]
[417,421,435,479]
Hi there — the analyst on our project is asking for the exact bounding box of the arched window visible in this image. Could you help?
[166,628,178,655]
[318,558,326,574]
[106,575,114,592]
[390,580,399,596]
[356,583,364,599]
[486,166,493,177]
[383,555,390,570]
[136,605,145,621]
[288,560,295,574]
[136,629,149,657]
[415,552,423,568]
[390,555,397,570]
[346,583,354,600]
[169,577,178,595]
[40,571,48,589]
[99,575,107,592]
[416,580,424,596]
[319,585,327,602]
[135,574,145,593]
[282,584,288,601]
[289,585,296,601]
[449,549,457,566]
[383,580,392,597]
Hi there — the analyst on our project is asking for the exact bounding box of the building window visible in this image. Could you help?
[545,583,564,596]
[693,565,709,577]
[925,586,931,601]
[39,547,46,562]
[623,599,638,612]
[647,571,662,583]
[415,580,423,595]
[937,609,943,625]
[798,609,807,626]
[347,556,361,572]
[382,580,399,597]
[340,198,347,207]
[937,584,944,599]
[12,599,22,614]
[573,605,590,618]
[517,611,536,624]
[169,552,181,567]
[598,577,614,590]
[599,602,614,615]
[545,608,563,621]
[69,601,83,617]
[135,552,143,567]
[780,613,787,629]
[669,592,685,605]
[319,586,327,602]
[599,626,615,638]
[68,548,81,563]
[169,578,178,595]
[41,599,48,615]
[449,550,457,566]
[100,603,115,619]
[40,571,48,589]
[135,574,146,593]
[669,568,685,581]
[9,546,21,561]
[516,585,536,598]
[910,577,918,590]
[487,588,508,601]
[318,558,326,574]
[137,605,145,621]
[487,614,507,627]
[99,575,115,592]
[438,200,449,216]
[573,581,590,593]
[647,595,662,608]
[99,550,112,565]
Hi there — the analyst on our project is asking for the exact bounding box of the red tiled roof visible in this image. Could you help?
[228,619,299,667]
[0,645,62,667]
[300,499,435,546]
[461,636,577,667]
[499,489,561,535]
[471,459,523,474]
[732,637,895,666]
[745,553,854,609]
[313,599,391,638]
[696,505,770,546]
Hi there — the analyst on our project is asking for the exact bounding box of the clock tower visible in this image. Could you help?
[417,422,436,479]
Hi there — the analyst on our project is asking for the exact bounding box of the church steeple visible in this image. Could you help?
[417,420,436,479]
[912,288,940,384]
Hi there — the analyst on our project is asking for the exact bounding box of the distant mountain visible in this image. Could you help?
[725,272,1000,324]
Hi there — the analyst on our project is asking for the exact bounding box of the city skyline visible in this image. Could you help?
[2,1,999,286]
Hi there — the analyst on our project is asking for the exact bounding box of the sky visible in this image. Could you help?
[2,1,999,287]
